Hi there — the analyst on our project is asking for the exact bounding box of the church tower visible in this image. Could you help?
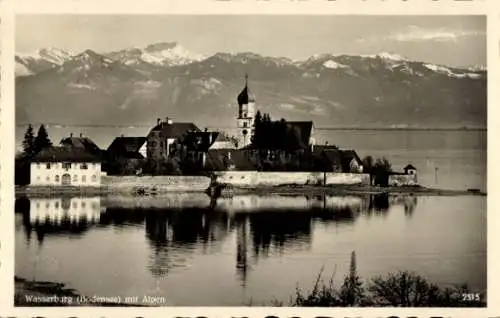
[236,74,255,148]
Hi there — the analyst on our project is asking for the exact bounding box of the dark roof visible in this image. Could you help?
[342,150,362,164]
[312,144,339,155]
[340,150,363,172]
[107,137,147,159]
[60,137,102,154]
[206,149,257,171]
[322,149,344,166]
[286,121,314,148]
[237,76,255,106]
[404,164,417,170]
[149,122,200,139]
[32,146,102,163]
[182,131,219,152]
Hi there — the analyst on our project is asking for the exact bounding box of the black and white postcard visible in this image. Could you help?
[0,0,498,317]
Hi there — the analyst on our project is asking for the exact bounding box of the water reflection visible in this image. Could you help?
[15,193,416,283]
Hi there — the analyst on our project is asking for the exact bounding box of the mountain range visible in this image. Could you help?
[16,42,487,129]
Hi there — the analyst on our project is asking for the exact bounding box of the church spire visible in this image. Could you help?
[237,73,255,106]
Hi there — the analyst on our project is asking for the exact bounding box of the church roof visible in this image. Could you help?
[107,137,147,159]
[237,75,255,105]
[149,121,200,139]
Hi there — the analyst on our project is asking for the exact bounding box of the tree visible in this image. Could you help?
[374,157,392,173]
[368,270,441,306]
[34,124,53,153]
[251,110,263,148]
[339,251,364,306]
[362,156,375,185]
[22,124,36,156]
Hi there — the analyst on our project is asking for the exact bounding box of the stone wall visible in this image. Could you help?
[388,174,418,186]
[102,175,212,193]
[214,171,370,187]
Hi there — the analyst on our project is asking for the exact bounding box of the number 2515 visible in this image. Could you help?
[462,293,480,301]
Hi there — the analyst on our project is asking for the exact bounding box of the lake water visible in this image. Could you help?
[15,193,486,306]
[15,127,487,191]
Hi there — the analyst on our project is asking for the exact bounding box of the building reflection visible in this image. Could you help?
[15,192,417,284]
[15,196,102,245]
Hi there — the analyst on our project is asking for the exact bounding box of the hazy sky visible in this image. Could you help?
[16,15,486,67]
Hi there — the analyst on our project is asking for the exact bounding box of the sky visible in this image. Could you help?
[16,15,486,67]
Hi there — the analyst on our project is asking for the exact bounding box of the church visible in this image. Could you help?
[235,75,316,150]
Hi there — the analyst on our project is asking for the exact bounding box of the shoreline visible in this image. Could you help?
[15,184,486,198]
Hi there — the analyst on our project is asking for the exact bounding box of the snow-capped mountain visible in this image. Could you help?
[16,48,73,76]
[107,42,205,67]
[15,43,486,128]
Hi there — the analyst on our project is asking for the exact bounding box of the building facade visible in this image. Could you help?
[146,118,200,160]
[30,147,102,186]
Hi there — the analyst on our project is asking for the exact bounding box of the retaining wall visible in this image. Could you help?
[102,175,212,192]
[388,174,418,186]
[214,171,370,187]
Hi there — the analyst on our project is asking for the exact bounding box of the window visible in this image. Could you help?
[92,175,97,182]
[73,175,78,182]
[82,175,86,182]
[243,122,247,128]
[62,163,71,170]
[46,176,50,182]
[37,176,41,181]
[55,175,60,182]
[72,202,77,209]
[82,202,86,208]
[55,201,59,209]
[46,163,51,169]
[37,163,40,169]
[80,163,88,170]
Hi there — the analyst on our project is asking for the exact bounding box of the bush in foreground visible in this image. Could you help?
[284,252,485,307]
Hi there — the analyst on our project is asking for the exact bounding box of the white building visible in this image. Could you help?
[30,146,102,186]
[236,74,256,149]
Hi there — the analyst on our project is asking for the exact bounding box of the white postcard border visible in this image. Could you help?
[0,0,498,317]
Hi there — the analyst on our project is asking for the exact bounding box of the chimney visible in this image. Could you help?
[121,134,124,138]
[166,117,173,125]
[80,133,83,138]
[157,118,161,125]
[204,128,208,132]
[70,132,73,138]
[325,141,329,146]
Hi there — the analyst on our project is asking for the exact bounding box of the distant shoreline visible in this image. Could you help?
[15,184,486,198]
[15,124,487,132]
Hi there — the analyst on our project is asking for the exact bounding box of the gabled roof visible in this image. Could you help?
[340,150,363,172]
[60,136,102,155]
[107,137,147,159]
[32,146,102,163]
[206,149,257,171]
[149,122,200,139]
[404,164,417,170]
